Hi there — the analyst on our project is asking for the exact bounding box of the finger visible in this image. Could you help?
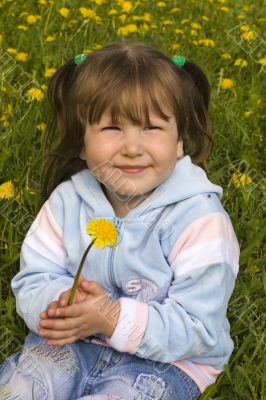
[38,327,78,340]
[39,316,83,331]
[55,303,83,318]
[47,335,78,346]
[59,291,70,307]
[40,310,48,319]
[47,301,59,317]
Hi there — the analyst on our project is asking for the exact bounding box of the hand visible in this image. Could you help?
[38,279,120,346]
[39,276,88,320]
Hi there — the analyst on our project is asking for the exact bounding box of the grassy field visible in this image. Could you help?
[0,0,265,399]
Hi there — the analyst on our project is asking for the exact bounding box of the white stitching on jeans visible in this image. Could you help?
[23,342,80,377]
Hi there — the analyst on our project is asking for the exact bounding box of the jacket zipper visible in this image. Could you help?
[108,217,123,287]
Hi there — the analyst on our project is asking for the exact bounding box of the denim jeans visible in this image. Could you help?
[0,332,201,400]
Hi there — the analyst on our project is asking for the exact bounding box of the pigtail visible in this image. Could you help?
[41,60,86,199]
[178,61,213,172]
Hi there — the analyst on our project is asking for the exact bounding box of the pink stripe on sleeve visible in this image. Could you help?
[168,213,239,265]
[37,202,64,249]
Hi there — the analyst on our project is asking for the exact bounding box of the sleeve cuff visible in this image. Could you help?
[105,297,149,354]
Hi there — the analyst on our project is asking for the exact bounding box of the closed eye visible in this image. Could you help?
[145,126,160,130]
[103,126,120,130]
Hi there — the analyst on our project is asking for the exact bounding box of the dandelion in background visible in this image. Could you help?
[68,219,118,305]
[230,171,252,188]
[26,88,44,102]
[44,68,57,78]
[0,181,15,200]
[220,78,234,90]
[234,58,248,68]
[59,8,70,18]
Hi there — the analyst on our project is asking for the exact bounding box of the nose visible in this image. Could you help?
[120,127,144,157]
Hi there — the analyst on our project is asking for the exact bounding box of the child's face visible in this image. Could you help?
[80,109,183,214]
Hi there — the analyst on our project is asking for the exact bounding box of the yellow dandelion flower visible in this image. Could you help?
[157,1,166,7]
[181,19,190,25]
[234,58,248,68]
[220,78,234,90]
[17,25,28,31]
[241,30,256,41]
[15,52,28,62]
[242,5,250,11]
[7,48,17,54]
[230,171,252,188]
[198,38,215,47]
[37,122,47,130]
[171,43,180,50]
[41,84,47,91]
[59,7,70,18]
[191,22,201,30]
[0,181,15,200]
[141,23,149,31]
[27,15,38,24]
[190,29,198,36]
[121,1,133,13]
[44,67,56,78]
[163,19,173,26]
[258,58,266,66]
[38,0,47,4]
[79,7,96,20]
[175,28,184,35]
[45,35,56,42]
[221,53,231,60]
[109,9,118,15]
[220,6,229,12]
[93,0,106,4]
[67,19,78,27]
[117,24,138,35]
[68,219,119,305]
[118,14,127,24]
[87,219,118,249]
[201,15,209,22]
[19,11,29,18]
[26,88,44,102]
[244,111,253,118]
[237,15,246,20]
[168,7,181,13]
[142,13,152,22]
[240,24,249,31]
[151,24,158,29]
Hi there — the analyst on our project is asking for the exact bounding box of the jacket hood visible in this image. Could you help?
[71,156,223,218]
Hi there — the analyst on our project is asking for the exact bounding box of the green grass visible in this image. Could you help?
[0,0,265,399]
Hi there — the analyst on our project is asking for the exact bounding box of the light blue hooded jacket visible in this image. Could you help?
[12,156,239,392]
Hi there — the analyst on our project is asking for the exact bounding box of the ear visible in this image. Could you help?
[176,138,184,159]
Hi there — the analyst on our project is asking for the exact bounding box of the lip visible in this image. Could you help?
[115,166,148,174]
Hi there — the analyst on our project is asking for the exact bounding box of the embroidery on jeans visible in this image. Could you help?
[23,342,80,377]
[134,373,166,399]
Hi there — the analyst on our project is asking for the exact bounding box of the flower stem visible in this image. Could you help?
[68,238,97,305]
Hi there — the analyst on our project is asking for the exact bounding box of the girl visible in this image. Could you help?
[0,41,239,400]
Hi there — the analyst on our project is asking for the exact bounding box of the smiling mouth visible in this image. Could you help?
[115,166,148,174]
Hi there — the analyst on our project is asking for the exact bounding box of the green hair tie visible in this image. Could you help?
[74,53,88,65]
[172,55,186,68]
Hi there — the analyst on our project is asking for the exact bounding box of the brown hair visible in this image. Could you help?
[41,41,212,199]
